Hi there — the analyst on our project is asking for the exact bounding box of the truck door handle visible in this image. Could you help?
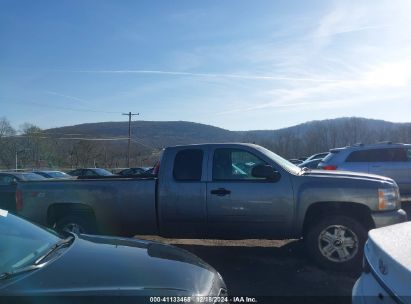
[210,188,231,196]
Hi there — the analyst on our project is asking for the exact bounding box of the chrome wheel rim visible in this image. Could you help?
[63,223,85,234]
[318,225,359,263]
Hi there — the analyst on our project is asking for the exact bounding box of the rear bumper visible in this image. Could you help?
[371,209,407,228]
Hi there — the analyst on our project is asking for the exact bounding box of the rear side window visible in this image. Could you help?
[173,149,203,181]
[346,150,369,162]
[346,148,407,162]
[368,148,407,162]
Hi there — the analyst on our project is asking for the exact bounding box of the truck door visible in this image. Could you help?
[206,148,294,239]
[158,148,208,238]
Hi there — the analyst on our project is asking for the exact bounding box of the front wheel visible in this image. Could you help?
[55,213,97,235]
[304,215,367,271]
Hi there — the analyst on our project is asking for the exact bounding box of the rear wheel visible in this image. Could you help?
[304,215,367,271]
[55,213,96,234]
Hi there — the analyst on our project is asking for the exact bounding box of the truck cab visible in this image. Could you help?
[157,143,295,239]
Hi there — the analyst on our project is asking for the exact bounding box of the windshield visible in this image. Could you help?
[48,171,69,178]
[257,146,301,175]
[21,173,46,181]
[93,168,114,176]
[0,210,61,274]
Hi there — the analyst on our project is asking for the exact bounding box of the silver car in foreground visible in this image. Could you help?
[352,222,411,304]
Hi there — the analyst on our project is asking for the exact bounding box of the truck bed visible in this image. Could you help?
[18,177,158,236]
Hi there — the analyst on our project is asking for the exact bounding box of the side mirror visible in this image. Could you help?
[251,165,281,182]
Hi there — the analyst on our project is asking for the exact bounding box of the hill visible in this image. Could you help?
[3,117,410,169]
[11,117,404,168]
[47,117,411,152]
[47,121,241,149]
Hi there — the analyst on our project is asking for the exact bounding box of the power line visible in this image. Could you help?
[131,138,156,150]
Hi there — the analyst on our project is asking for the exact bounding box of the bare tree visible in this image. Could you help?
[0,117,17,168]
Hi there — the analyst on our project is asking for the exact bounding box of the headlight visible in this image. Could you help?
[378,188,399,210]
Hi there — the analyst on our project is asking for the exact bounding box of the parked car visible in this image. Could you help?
[118,167,152,177]
[352,221,411,304]
[305,152,329,162]
[318,142,411,217]
[0,209,227,300]
[289,158,303,165]
[66,168,114,178]
[298,158,323,169]
[15,143,407,270]
[32,170,72,179]
[0,172,45,212]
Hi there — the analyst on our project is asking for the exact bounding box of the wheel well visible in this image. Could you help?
[47,203,95,227]
[302,202,374,235]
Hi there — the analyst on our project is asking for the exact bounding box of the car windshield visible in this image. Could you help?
[48,171,69,178]
[256,146,301,175]
[0,210,61,275]
[93,168,113,176]
[20,173,46,181]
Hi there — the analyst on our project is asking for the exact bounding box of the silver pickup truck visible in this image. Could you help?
[15,143,407,270]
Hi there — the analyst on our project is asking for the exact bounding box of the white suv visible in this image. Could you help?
[318,142,411,204]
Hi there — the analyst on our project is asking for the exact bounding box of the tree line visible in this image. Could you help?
[1,116,410,170]
[0,117,160,170]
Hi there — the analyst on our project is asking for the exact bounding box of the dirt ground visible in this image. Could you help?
[135,236,359,303]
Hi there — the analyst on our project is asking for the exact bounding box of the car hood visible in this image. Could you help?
[303,169,396,184]
[365,222,411,297]
[1,235,218,296]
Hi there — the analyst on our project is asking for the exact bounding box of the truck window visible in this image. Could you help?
[173,149,203,181]
[213,149,267,180]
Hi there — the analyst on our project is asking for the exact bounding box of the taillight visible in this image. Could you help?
[16,190,23,211]
[322,165,338,170]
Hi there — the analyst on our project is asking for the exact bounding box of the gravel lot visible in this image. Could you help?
[135,236,359,303]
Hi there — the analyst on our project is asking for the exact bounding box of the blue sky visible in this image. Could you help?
[1,0,411,131]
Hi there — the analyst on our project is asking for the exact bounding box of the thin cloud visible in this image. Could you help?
[74,69,340,83]
[313,25,385,38]
[44,91,89,103]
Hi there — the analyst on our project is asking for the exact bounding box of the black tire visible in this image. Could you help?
[55,213,97,235]
[304,215,367,271]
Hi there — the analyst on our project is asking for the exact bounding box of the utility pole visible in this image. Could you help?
[122,112,139,167]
